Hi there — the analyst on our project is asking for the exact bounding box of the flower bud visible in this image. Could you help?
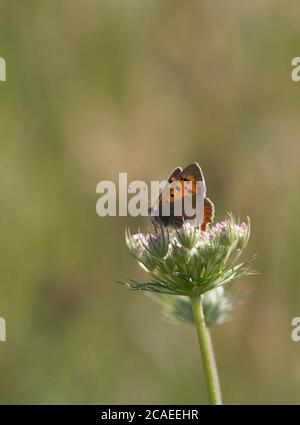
[175,222,200,249]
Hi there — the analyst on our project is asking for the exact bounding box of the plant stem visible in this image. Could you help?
[190,295,222,405]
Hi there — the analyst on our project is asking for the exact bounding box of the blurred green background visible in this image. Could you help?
[1,0,300,404]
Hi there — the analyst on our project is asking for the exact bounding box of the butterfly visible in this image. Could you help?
[148,162,214,231]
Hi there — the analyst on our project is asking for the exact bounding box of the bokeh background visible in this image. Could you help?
[1,0,300,404]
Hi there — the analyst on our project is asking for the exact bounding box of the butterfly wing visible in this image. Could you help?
[149,166,182,225]
[150,163,214,230]
[201,197,215,231]
[168,167,183,180]
[169,163,207,225]
[180,162,205,184]
[155,166,182,206]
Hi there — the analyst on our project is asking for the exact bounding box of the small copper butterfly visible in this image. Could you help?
[148,162,214,231]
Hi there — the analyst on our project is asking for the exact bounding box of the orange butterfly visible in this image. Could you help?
[148,162,214,231]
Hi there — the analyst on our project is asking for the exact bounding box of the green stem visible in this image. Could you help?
[190,295,222,405]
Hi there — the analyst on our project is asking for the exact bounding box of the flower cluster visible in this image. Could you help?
[124,214,254,327]
[125,214,253,296]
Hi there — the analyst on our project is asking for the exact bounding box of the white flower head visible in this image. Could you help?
[125,213,255,298]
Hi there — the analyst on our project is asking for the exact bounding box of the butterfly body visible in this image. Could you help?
[149,163,214,231]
